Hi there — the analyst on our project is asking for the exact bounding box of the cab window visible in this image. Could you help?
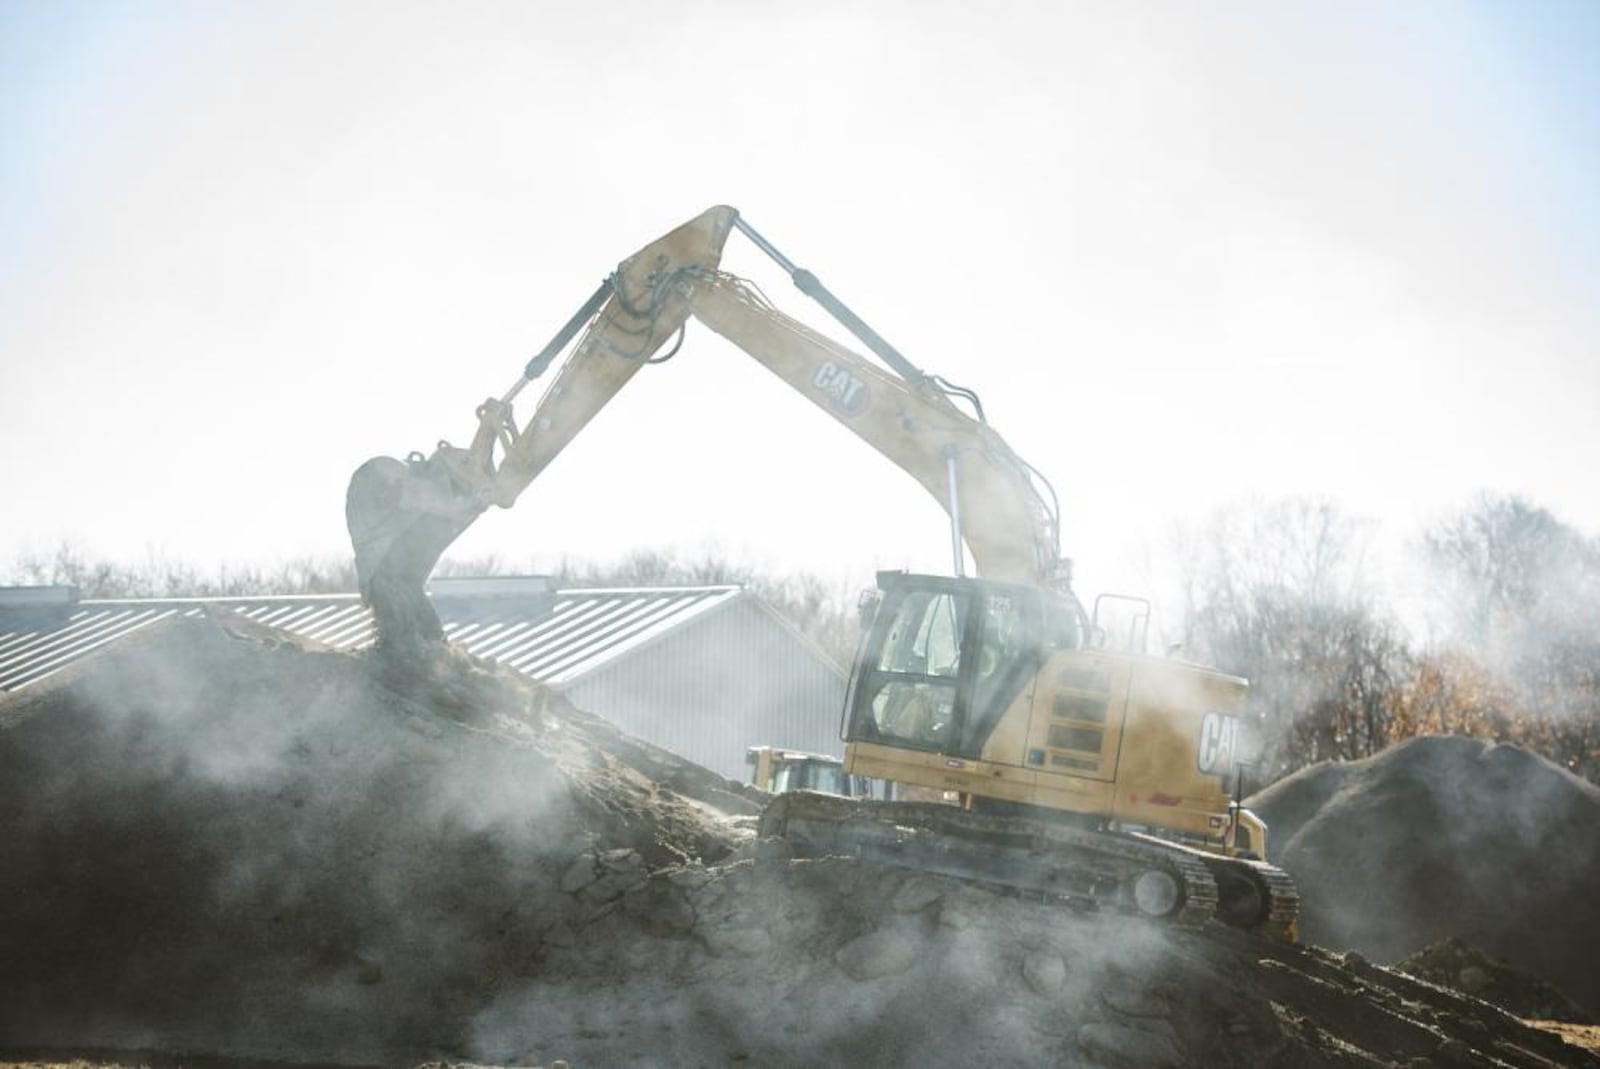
[875,590,966,676]
[960,592,1040,753]
[865,590,969,749]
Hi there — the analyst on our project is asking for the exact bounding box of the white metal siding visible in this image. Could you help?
[568,599,847,781]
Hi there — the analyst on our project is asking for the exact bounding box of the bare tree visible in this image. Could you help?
[1420,495,1600,779]
[1422,494,1590,649]
[1177,498,1407,780]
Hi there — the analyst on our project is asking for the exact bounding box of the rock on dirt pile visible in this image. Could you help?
[2,615,1597,1068]
[1248,734,1600,1019]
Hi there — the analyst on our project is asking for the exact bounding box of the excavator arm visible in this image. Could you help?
[687,271,1060,586]
[346,208,737,644]
[346,205,1069,647]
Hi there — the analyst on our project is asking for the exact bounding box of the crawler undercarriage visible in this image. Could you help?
[761,792,1300,943]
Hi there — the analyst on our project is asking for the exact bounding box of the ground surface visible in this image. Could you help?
[2,614,1597,1067]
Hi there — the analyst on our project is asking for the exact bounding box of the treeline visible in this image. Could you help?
[1177,494,1600,786]
[11,491,1598,787]
[5,543,359,599]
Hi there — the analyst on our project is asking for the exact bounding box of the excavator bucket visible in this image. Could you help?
[346,205,739,649]
[346,454,477,648]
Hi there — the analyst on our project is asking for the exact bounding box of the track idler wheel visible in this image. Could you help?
[1131,869,1183,918]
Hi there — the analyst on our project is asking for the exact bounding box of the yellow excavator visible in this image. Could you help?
[346,206,1297,941]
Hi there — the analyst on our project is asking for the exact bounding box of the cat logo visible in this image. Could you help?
[811,360,869,415]
[1197,712,1240,776]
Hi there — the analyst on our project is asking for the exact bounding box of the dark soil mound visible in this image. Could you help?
[1249,735,1600,1018]
[0,613,748,1063]
[1398,937,1593,1023]
[2,620,1595,1067]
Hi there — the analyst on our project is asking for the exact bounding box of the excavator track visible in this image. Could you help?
[759,792,1298,942]
[1204,852,1301,944]
[760,792,1222,930]
[1128,832,1301,944]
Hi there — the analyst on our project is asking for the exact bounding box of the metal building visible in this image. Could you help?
[0,578,847,782]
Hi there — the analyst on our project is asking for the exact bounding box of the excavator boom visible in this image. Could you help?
[347,205,1063,646]
[686,274,1059,587]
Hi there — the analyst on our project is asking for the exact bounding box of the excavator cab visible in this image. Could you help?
[844,571,1082,761]
[843,570,1270,856]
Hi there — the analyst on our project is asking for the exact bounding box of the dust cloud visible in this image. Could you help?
[1,612,1595,1067]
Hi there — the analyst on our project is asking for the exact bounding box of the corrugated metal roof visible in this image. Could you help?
[0,586,744,693]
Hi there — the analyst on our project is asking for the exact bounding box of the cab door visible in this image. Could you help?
[848,584,972,754]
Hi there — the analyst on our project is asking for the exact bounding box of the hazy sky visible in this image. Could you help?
[3,0,1597,604]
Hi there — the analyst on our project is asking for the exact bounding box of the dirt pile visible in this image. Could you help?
[0,612,747,1063]
[1248,735,1600,1019]
[1397,938,1593,1024]
[2,618,1596,1067]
